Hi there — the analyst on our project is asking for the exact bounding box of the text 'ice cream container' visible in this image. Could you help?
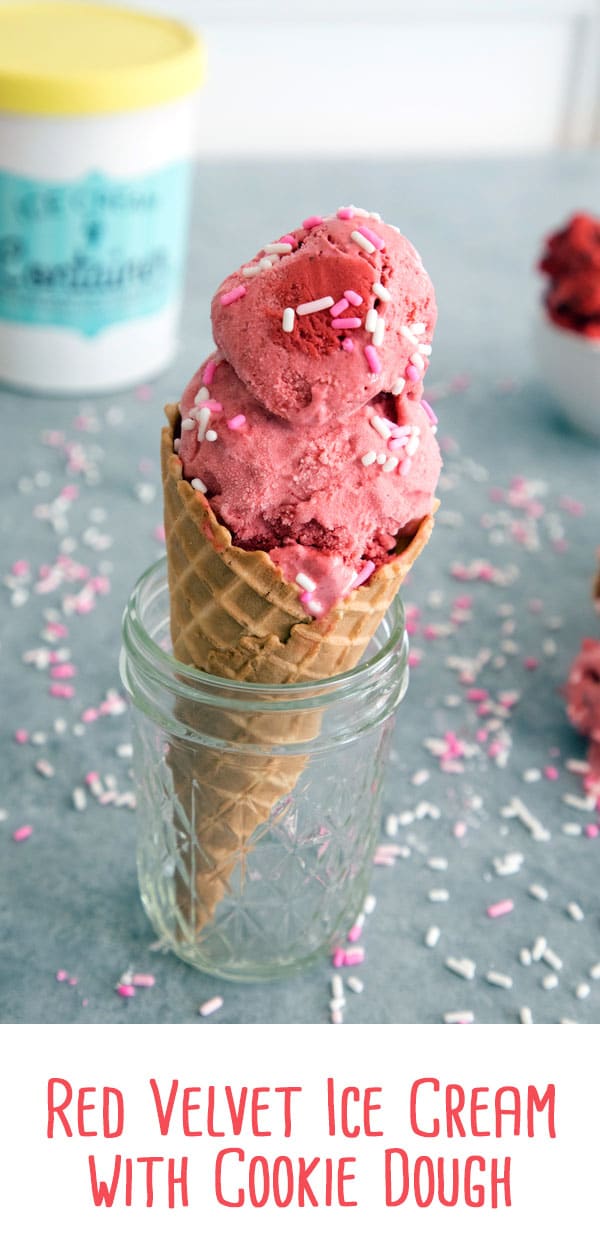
[0,2,204,394]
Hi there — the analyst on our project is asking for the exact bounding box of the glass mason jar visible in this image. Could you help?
[120,557,409,981]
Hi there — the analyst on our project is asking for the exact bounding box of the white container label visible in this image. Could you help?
[0,161,191,336]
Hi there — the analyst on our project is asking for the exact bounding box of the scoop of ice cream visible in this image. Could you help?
[539,212,600,338]
[565,638,600,799]
[178,355,441,614]
[211,209,436,423]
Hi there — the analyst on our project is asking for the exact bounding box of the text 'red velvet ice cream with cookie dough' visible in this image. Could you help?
[177,207,441,616]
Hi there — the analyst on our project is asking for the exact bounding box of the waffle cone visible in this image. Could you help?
[161,403,435,935]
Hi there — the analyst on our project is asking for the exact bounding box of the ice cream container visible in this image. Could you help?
[534,310,600,439]
[0,2,204,394]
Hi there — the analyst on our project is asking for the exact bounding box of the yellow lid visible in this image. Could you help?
[0,2,204,116]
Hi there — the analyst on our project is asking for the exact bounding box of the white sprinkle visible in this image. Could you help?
[563,793,596,812]
[331,974,344,1000]
[543,947,563,972]
[443,1010,474,1024]
[576,982,591,1000]
[365,308,378,333]
[330,995,346,1013]
[427,856,448,871]
[567,901,584,922]
[363,894,376,915]
[400,324,419,345]
[296,572,316,593]
[347,975,364,994]
[566,758,590,775]
[425,925,441,949]
[382,456,398,473]
[501,797,550,842]
[265,242,292,254]
[523,768,541,783]
[173,438,181,453]
[405,433,420,457]
[361,450,377,466]
[419,343,432,356]
[282,307,295,333]
[409,321,426,334]
[429,888,450,903]
[486,970,513,990]
[520,948,532,967]
[532,935,547,962]
[242,264,262,277]
[528,883,549,902]
[520,1006,533,1024]
[35,759,55,779]
[331,1008,344,1024]
[116,743,133,759]
[259,256,273,269]
[72,787,87,812]
[445,956,476,981]
[370,414,391,440]
[493,852,524,876]
[372,316,386,347]
[191,478,207,493]
[562,823,582,836]
[376,452,386,465]
[410,351,425,371]
[384,814,398,837]
[372,281,391,302]
[542,974,558,991]
[197,405,211,441]
[391,377,405,395]
[412,769,430,786]
[351,229,376,253]
[590,962,600,981]
[296,296,334,316]
[199,996,223,1017]
[181,417,195,431]
[205,430,218,442]
[194,387,210,404]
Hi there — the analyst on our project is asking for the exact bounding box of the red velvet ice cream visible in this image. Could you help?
[565,638,600,800]
[177,207,441,615]
[539,212,600,339]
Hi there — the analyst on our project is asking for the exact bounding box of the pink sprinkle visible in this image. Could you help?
[332,317,362,329]
[14,729,29,744]
[342,338,354,352]
[330,298,349,317]
[400,458,413,477]
[302,215,323,229]
[68,976,78,986]
[13,825,32,843]
[332,948,346,969]
[135,383,153,401]
[279,234,296,246]
[347,922,363,943]
[408,649,421,668]
[388,436,408,452]
[344,947,365,966]
[454,821,467,838]
[132,973,155,988]
[337,207,355,220]
[487,899,514,919]
[467,688,488,702]
[51,663,76,679]
[524,657,539,671]
[299,590,315,606]
[357,224,385,250]
[85,771,100,784]
[82,707,99,723]
[344,289,363,306]
[12,560,29,576]
[56,970,69,982]
[50,683,75,699]
[202,359,217,386]
[585,824,599,838]
[220,284,246,307]
[154,523,166,543]
[203,399,222,412]
[227,414,246,430]
[350,561,375,590]
[59,484,79,501]
[46,622,68,638]
[543,766,559,781]
[406,364,420,382]
[421,399,439,426]
[116,984,136,998]
[364,345,382,374]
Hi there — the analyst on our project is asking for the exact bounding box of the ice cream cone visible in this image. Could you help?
[161,403,436,936]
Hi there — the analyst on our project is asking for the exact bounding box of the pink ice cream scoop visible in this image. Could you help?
[177,207,441,616]
[211,209,436,424]
[565,638,600,799]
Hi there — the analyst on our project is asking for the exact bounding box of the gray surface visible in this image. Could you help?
[1,155,600,1024]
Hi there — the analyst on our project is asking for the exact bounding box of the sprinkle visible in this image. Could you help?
[202,360,217,386]
[429,888,449,903]
[363,894,376,914]
[410,321,426,334]
[361,450,377,466]
[116,984,136,998]
[220,284,246,307]
[347,976,364,994]
[332,948,346,968]
[486,970,513,989]
[528,884,549,902]
[331,974,344,1000]
[131,973,155,987]
[532,936,547,962]
[280,235,296,246]
[56,970,68,982]
[399,458,413,477]
[370,414,391,440]
[197,405,211,440]
[242,264,262,277]
[520,948,532,967]
[351,229,376,253]
[520,1007,533,1024]
[344,289,363,306]
[302,215,323,229]
[406,364,420,383]
[589,963,600,981]
[401,324,419,345]
[567,902,584,922]
[410,351,425,371]
[347,913,365,943]
[487,899,514,919]
[349,561,375,590]
[332,317,362,329]
[382,457,398,473]
[282,307,295,333]
[372,281,391,302]
[35,759,55,778]
[425,925,441,949]
[444,1011,475,1024]
[330,298,349,317]
[342,338,354,352]
[501,797,550,842]
[356,224,385,250]
[344,947,365,967]
[191,478,207,493]
[181,417,195,431]
[542,947,563,972]
[265,242,292,254]
[199,995,224,1017]
[330,996,346,1013]
[205,430,217,442]
[372,317,386,347]
[296,572,317,593]
[445,957,476,980]
[542,974,558,991]
[365,309,378,333]
[13,825,32,843]
[14,728,29,744]
[227,414,246,430]
[194,386,210,404]
[421,399,438,426]
[364,345,382,374]
[392,377,405,395]
[296,296,334,316]
[337,207,355,220]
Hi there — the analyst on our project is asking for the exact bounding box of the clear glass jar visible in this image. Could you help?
[120,558,409,981]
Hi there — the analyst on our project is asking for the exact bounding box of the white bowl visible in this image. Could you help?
[534,310,600,439]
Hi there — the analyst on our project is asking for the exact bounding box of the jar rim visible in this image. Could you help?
[121,557,408,714]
